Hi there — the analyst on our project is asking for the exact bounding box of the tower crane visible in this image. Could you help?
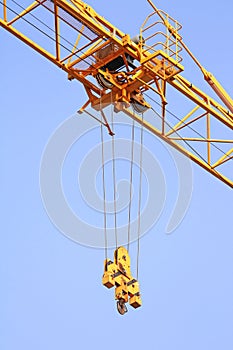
[1,0,232,314]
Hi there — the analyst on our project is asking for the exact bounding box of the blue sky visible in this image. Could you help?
[1,1,233,349]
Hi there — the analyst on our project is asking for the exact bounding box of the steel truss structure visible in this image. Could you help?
[1,0,232,187]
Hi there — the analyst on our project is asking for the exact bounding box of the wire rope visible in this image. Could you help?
[127,118,135,252]
[3,1,231,179]
[5,1,232,164]
[145,92,233,161]
[4,0,232,162]
[110,91,118,250]
[3,0,96,66]
[147,103,232,186]
[150,105,208,165]
[136,113,144,281]
[100,94,108,262]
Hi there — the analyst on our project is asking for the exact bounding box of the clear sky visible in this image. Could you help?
[1,1,233,349]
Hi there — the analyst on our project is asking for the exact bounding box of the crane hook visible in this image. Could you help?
[117,298,128,315]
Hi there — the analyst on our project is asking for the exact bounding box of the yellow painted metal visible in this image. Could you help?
[168,138,232,144]
[0,0,232,188]
[212,148,233,169]
[3,0,7,21]
[67,25,86,65]
[166,106,200,137]
[206,111,211,165]
[102,247,142,310]
[202,69,233,114]
[120,106,233,188]
[7,1,40,26]
[178,39,233,114]
[54,1,60,61]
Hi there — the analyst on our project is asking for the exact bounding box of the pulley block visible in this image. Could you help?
[102,246,142,315]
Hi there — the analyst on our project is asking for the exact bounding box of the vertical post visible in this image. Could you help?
[54,0,60,61]
[166,13,169,56]
[139,28,143,56]
[3,0,7,22]
[206,112,211,164]
[175,20,178,62]
[161,80,166,135]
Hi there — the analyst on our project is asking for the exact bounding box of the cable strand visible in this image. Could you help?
[110,91,118,249]
[136,114,144,280]
[127,118,135,252]
[100,95,107,262]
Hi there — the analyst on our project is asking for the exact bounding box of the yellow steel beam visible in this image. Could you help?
[49,0,139,58]
[3,0,7,21]
[54,0,60,61]
[147,0,233,113]
[212,148,233,169]
[0,18,60,64]
[203,69,233,114]
[67,24,85,64]
[0,0,232,188]
[7,1,42,26]
[169,75,233,129]
[121,106,233,188]
[166,105,200,137]
[169,138,233,143]
[69,0,126,38]
[0,18,101,95]
[206,112,211,165]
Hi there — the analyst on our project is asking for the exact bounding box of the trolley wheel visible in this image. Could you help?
[117,299,128,315]
[96,73,113,89]
[131,99,149,114]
